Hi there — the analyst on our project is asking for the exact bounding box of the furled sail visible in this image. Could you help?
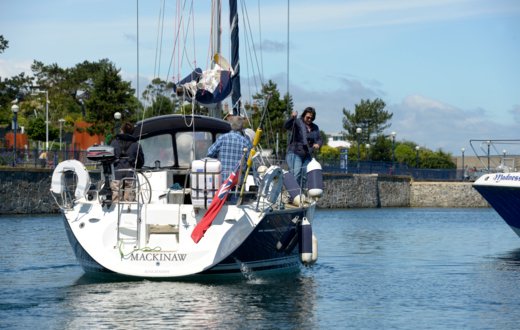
[174,54,233,106]
[174,0,240,114]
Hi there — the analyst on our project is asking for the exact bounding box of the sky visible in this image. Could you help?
[1,0,520,155]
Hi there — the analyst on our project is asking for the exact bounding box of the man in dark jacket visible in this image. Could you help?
[110,122,144,201]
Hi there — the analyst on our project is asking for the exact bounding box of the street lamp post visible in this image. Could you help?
[415,146,420,168]
[58,118,65,151]
[114,112,122,137]
[486,140,491,172]
[391,131,396,173]
[461,147,465,181]
[365,143,370,161]
[356,127,362,172]
[43,90,49,152]
[31,88,50,151]
[11,104,19,167]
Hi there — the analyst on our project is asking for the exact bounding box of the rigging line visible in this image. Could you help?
[241,0,264,86]
[207,0,220,69]
[165,0,191,84]
[240,1,254,104]
[176,0,181,83]
[180,1,196,72]
[286,0,290,115]
[158,0,166,77]
[136,0,145,173]
[257,0,264,78]
[136,0,140,106]
[191,0,197,69]
[239,4,252,105]
[153,0,164,78]
[152,0,166,116]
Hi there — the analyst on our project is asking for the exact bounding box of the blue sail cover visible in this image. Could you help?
[195,70,232,105]
[229,0,240,115]
[174,67,233,106]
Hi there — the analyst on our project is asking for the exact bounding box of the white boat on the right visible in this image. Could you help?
[471,139,520,237]
[473,172,520,237]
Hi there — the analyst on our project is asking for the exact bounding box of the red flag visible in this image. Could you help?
[191,163,240,243]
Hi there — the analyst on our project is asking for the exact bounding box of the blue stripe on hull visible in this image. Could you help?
[203,209,306,274]
[473,185,520,237]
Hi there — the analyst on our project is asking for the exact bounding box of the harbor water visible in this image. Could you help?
[1,208,520,329]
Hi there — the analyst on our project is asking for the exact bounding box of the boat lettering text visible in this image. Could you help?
[129,253,187,262]
[493,174,520,182]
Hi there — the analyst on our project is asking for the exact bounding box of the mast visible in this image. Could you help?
[229,0,241,116]
[210,0,222,118]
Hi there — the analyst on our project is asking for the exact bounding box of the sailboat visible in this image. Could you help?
[50,1,322,278]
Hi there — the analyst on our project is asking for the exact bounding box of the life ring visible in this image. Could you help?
[260,166,284,204]
[51,160,91,200]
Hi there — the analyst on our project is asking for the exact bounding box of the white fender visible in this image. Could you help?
[311,233,318,265]
[51,160,91,200]
[299,217,313,265]
[307,158,323,198]
[260,166,284,204]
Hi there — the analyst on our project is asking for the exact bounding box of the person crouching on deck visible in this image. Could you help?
[110,122,144,201]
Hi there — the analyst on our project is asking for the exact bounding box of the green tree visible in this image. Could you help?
[26,116,58,143]
[394,142,417,167]
[83,61,137,135]
[369,135,393,161]
[142,77,177,117]
[31,61,83,127]
[251,80,293,155]
[420,149,456,169]
[319,145,340,161]
[394,141,455,169]
[0,35,8,54]
[342,98,393,144]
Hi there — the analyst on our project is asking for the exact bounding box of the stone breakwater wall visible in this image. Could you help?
[0,168,59,214]
[318,174,489,208]
[317,174,412,208]
[410,181,489,208]
[0,169,488,214]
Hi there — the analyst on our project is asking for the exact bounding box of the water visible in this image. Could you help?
[1,208,520,329]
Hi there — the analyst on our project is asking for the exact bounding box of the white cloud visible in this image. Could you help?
[390,95,519,153]
[267,0,520,32]
[0,59,33,78]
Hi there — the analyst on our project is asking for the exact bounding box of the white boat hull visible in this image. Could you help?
[61,198,312,278]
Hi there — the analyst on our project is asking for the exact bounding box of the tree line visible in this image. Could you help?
[0,34,454,169]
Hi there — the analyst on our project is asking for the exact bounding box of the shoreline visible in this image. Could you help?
[0,168,488,214]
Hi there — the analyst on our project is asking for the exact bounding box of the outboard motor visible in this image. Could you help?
[86,145,116,207]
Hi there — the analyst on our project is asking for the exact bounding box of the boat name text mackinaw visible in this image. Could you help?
[493,174,520,182]
[129,253,187,262]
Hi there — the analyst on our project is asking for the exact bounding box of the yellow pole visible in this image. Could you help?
[238,127,263,201]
